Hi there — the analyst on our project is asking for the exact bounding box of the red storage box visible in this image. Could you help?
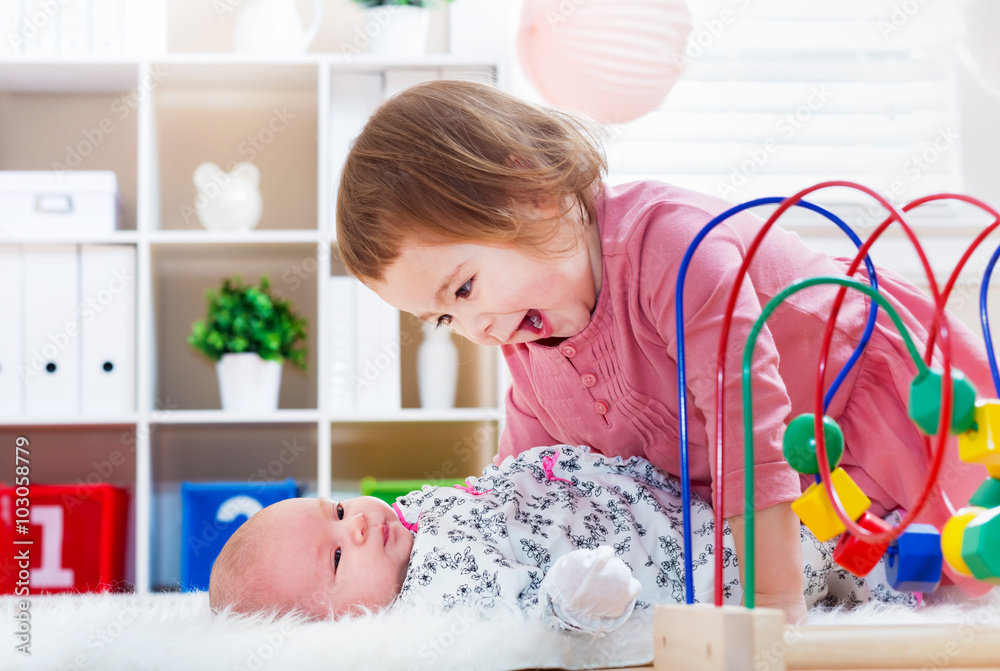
[0,484,129,594]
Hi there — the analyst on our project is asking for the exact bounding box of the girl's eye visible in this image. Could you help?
[333,548,341,572]
[336,503,344,520]
[434,278,474,329]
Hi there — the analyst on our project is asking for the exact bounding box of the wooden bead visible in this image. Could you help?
[832,511,892,577]
[791,467,870,542]
[885,523,942,593]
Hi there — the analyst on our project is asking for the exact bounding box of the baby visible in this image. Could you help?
[209,446,914,630]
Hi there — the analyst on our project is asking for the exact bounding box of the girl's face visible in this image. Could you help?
[373,225,602,347]
[255,496,413,619]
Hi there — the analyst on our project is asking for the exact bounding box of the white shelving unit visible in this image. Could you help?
[0,54,509,593]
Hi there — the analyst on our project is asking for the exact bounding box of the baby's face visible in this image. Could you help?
[254,496,414,618]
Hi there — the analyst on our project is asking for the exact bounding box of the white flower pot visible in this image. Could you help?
[364,6,430,57]
[216,353,282,412]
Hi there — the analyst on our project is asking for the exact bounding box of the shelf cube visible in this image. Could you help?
[180,478,298,592]
[791,467,871,542]
[884,523,942,593]
[959,400,1000,467]
[832,511,892,577]
[0,484,129,594]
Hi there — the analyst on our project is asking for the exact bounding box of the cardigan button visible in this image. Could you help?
[581,373,597,388]
[594,400,609,415]
[561,344,577,358]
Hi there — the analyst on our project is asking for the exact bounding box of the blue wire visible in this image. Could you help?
[675,197,880,604]
[979,242,1000,397]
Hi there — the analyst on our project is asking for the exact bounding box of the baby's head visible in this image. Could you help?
[335,79,608,287]
[209,496,414,620]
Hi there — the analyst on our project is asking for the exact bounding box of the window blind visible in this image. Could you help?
[605,0,964,209]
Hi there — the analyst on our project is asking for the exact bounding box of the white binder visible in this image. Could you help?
[354,282,401,413]
[58,0,91,55]
[328,275,357,414]
[23,245,79,415]
[0,0,22,56]
[0,246,23,416]
[91,0,123,55]
[21,0,59,56]
[80,244,136,414]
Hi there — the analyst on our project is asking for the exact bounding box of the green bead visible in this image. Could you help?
[908,368,977,435]
[961,507,1000,580]
[970,478,1000,509]
[782,413,845,475]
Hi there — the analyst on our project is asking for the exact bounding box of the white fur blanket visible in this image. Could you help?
[5,589,1000,670]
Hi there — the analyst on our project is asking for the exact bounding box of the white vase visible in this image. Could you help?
[216,353,282,412]
[417,323,458,409]
[364,6,431,57]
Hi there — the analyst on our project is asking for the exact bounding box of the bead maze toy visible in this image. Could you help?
[653,181,1000,670]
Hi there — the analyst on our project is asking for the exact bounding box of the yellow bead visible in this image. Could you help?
[791,467,872,542]
[959,400,1000,466]
[987,463,1000,479]
[941,507,985,576]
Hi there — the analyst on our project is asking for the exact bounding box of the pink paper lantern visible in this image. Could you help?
[517,0,693,124]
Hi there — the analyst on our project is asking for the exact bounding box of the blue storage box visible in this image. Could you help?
[180,478,299,592]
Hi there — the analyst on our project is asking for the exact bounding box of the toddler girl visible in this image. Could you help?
[334,80,995,621]
[209,446,911,626]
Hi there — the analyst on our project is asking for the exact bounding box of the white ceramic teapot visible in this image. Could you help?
[233,0,323,55]
[193,162,263,232]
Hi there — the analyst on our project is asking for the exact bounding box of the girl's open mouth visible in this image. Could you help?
[518,309,549,338]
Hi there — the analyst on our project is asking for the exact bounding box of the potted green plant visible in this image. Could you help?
[187,275,307,412]
[352,0,453,56]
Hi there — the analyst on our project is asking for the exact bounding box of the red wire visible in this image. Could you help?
[814,191,999,544]
[712,181,1000,605]
[712,180,874,603]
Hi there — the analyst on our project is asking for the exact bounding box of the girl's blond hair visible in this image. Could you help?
[335,79,607,284]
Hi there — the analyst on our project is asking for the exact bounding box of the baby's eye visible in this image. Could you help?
[333,548,341,572]
[435,314,452,328]
[336,503,344,520]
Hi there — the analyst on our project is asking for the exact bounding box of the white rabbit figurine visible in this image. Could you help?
[193,162,263,232]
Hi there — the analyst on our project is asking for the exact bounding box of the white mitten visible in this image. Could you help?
[540,545,642,633]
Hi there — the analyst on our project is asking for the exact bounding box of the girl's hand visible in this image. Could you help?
[754,591,807,625]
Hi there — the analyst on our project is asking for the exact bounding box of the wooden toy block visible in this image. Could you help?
[832,511,891,577]
[790,467,870,542]
[884,523,942,592]
[655,619,1000,670]
[653,604,785,671]
[782,623,1000,669]
[908,367,977,435]
[781,413,843,475]
[958,399,1000,466]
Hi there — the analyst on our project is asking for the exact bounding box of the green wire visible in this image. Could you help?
[740,276,928,608]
